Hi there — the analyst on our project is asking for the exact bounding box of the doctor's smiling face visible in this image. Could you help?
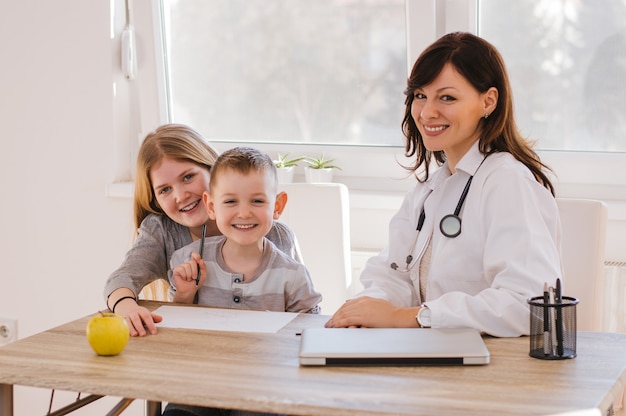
[411,63,497,170]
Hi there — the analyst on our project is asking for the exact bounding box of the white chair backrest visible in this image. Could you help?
[278,183,352,314]
[556,198,608,331]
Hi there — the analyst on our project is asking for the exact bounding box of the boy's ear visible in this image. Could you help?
[203,191,217,220]
[273,191,288,220]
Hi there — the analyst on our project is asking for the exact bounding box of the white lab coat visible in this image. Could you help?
[359,142,562,337]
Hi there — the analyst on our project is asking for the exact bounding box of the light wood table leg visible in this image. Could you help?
[0,384,13,416]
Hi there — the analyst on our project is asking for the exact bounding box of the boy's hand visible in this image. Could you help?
[173,252,206,303]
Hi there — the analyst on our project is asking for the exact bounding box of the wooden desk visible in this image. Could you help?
[1,301,625,416]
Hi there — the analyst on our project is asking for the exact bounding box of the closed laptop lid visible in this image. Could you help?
[299,327,490,366]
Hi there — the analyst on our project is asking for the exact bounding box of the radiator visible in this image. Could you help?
[604,261,626,332]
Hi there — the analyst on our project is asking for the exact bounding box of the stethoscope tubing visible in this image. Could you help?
[390,155,488,272]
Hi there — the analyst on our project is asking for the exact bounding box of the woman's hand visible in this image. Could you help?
[325,296,420,328]
[172,252,206,303]
[113,298,163,337]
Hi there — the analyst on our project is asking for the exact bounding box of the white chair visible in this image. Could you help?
[556,198,608,331]
[278,183,352,315]
[545,409,602,416]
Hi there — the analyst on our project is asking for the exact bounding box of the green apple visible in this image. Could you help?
[86,312,129,356]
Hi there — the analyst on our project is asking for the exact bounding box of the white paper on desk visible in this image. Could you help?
[153,305,298,333]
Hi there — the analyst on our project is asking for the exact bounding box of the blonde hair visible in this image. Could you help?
[209,146,278,192]
[133,124,219,229]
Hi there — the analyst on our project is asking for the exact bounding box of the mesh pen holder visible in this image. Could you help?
[528,296,578,360]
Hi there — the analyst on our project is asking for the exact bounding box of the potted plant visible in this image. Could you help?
[303,154,341,183]
[273,153,304,183]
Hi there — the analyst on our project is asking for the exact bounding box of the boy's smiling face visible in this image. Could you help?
[204,167,279,248]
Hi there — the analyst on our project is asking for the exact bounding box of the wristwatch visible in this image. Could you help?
[416,304,431,328]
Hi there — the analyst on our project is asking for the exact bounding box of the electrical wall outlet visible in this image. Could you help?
[0,317,18,346]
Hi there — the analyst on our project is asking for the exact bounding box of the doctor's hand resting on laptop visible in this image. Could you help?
[325,32,562,338]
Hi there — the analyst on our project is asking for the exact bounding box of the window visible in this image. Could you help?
[161,0,407,147]
[479,0,626,152]
[159,0,626,152]
[130,0,626,196]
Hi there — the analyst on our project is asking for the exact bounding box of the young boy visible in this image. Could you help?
[168,146,321,314]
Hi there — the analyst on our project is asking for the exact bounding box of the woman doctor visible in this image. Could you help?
[326,32,562,337]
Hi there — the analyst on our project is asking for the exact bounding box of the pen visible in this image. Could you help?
[196,224,206,287]
[555,278,564,356]
[543,282,550,355]
[549,286,557,356]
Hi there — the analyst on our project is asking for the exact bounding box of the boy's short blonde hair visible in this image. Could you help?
[209,146,278,191]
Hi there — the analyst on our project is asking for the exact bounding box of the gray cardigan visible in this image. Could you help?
[104,214,302,302]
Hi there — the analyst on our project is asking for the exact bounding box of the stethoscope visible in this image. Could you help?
[390,156,488,272]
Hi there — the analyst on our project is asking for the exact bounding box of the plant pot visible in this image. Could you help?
[304,167,333,183]
[276,166,296,183]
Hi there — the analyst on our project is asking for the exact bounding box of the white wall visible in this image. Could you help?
[0,1,144,414]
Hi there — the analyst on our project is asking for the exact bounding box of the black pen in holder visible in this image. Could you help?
[528,295,578,360]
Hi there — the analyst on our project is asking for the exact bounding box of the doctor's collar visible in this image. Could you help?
[448,142,489,177]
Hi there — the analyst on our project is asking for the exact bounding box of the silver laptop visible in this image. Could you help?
[299,327,490,366]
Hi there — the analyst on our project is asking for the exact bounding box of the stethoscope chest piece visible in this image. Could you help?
[439,214,462,238]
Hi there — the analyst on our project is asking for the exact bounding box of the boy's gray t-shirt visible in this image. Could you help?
[170,235,321,313]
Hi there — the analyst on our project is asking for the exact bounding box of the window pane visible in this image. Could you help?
[479,0,626,152]
[162,0,407,146]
